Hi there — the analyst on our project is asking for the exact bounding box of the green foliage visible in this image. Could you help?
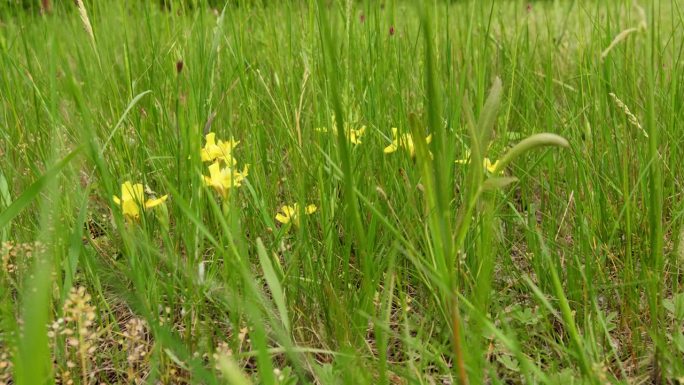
[0,0,682,383]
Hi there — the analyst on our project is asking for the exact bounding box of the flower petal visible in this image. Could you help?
[201,133,219,161]
[200,149,212,162]
[275,213,290,224]
[484,158,500,173]
[383,143,398,154]
[205,132,216,147]
[121,181,135,200]
[282,205,295,216]
[144,195,168,209]
[122,201,140,219]
[207,161,222,180]
[127,183,145,203]
[305,204,317,214]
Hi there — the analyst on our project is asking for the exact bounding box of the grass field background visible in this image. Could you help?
[1,0,683,383]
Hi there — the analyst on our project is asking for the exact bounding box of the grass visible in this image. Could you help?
[1,0,684,383]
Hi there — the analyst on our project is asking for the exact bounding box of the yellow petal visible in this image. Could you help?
[121,181,135,200]
[485,158,500,173]
[233,167,249,186]
[401,133,413,146]
[282,205,295,216]
[216,138,238,160]
[207,161,222,181]
[200,149,212,162]
[348,126,366,145]
[126,183,145,203]
[122,201,140,218]
[144,195,168,209]
[113,196,121,205]
[275,213,290,224]
[205,132,216,146]
[305,204,317,214]
[384,143,398,154]
[201,133,224,162]
[425,134,432,144]
[405,138,416,157]
[219,155,237,167]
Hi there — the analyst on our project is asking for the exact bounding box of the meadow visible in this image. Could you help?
[1,0,683,383]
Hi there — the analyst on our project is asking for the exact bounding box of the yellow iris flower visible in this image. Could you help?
[113,181,168,220]
[483,158,500,173]
[203,161,249,198]
[455,150,500,173]
[347,126,366,145]
[201,132,239,165]
[315,116,366,145]
[275,203,317,227]
[383,127,432,158]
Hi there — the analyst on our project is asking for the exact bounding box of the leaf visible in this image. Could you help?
[498,354,520,372]
[494,133,569,173]
[62,191,90,302]
[164,348,190,370]
[675,293,684,320]
[0,171,10,207]
[673,332,684,353]
[482,177,518,191]
[663,298,675,315]
[513,307,539,326]
[256,238,290,333]
[101,90,152,153]
[0,171,10,242]
[214,354,253,385]
[477,77,503,150]
[0,147,81,230]
[667,292,684,321]
[604,311,618,332]
[15,148,82,385]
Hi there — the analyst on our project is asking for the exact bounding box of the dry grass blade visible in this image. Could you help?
[75,0,96,48]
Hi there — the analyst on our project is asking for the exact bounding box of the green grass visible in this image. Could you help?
[1,0,684,383]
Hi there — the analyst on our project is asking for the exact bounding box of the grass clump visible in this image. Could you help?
[1,0,683,384]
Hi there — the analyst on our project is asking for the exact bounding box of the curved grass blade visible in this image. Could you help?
[256,238,290,333]
[0,147,81,230]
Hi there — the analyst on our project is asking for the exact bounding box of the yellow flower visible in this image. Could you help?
[455,150,500,173]
[315,117,366,145]
[347,126,366,145]
[113,181,168,220]
[203,161,249,198]
[483,158,500,173]
[201,132,239,164]
[275,203,317,227]
[383,127,432,157]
